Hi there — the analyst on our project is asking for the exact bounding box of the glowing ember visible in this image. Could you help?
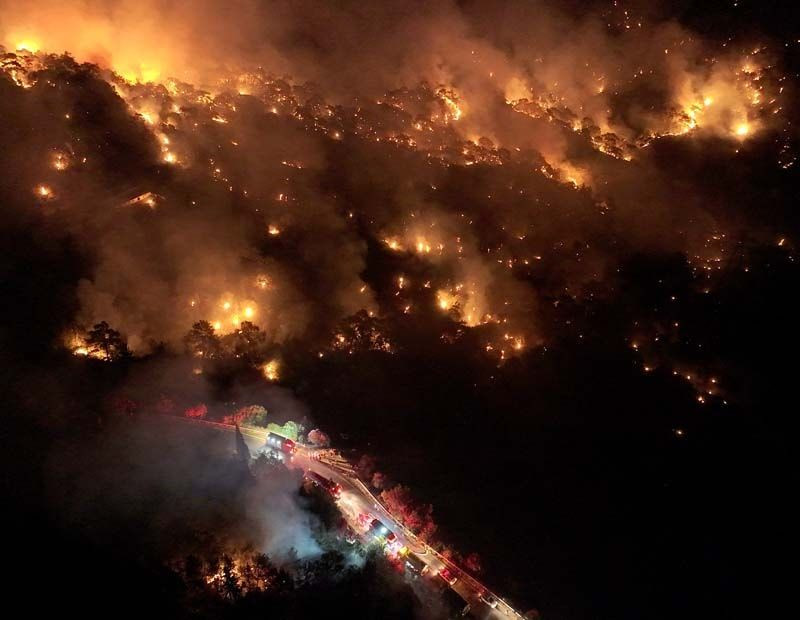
[384,238,402,251]
[35,184,54,200]
[52,152,69,171]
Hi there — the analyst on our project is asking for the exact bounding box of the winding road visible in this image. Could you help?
[177,417,525,619]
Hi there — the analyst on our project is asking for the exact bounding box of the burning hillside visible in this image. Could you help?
[0,0,795,372]
[2,3,798,619]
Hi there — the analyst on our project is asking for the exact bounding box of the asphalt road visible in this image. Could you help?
[181,417,524,619]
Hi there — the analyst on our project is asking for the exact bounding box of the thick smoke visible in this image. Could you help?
[45,414,323,563]
[0,1,793,355]
[249,465,322,561]
[1,1,780,133]
[2,6,797,618]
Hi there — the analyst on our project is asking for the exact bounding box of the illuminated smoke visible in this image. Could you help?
[0,1,792,359]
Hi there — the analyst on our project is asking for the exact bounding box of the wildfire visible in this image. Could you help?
[15,40,40,53]
[438,89,463,122]
[384,237,403,251]
[415,238,432,254]
[502,333,525,351]
[35,184,54,200]
[555,161,587,188]
[2,32,790,375]
[261,360,280,381]
[205,297,263,334]
[735,122,750,137]
[205,562,242,586]
[66,333,104,360]
[436,290,457,311]
[52,152,70,171]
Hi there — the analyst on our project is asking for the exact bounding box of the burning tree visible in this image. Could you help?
[207,555,242,600]
[228,321,268,363]
[185,320,222,359]
[239,553,284,593]
[331,310,392,354]
[85,321,129,361]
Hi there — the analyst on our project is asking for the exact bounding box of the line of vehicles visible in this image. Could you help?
[265,431,501,616]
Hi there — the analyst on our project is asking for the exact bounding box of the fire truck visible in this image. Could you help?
[307,471,342,499]
[265,432,297,456]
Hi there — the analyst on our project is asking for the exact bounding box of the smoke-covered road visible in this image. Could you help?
[178,416,523,619]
